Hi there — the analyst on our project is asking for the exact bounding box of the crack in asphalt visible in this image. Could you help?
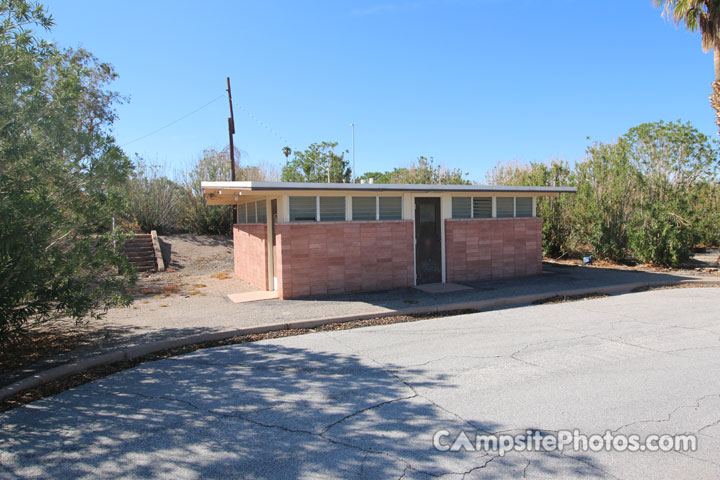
[698,417,720,438]
[556,450,623,480]
[674,450,720,469]
[319,333,623,479]
[396,464,410,480]
[520,456,531,478]
[611,393,720,435]
[320,394,418,434]
[358,451,370,478]
[322,333,489,434]
[543,315,691,357]
[458,454,500,479]
[95,388,498,479]
[400,348,563,370]
[578,304,720,337]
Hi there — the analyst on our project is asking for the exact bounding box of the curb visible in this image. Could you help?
[2,278,719,403]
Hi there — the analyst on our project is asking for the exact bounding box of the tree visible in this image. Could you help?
[0,1,135,342]
[655,1,720,134]
[486,120,720,266]
[356,157,469,185]
[485,159,576,257]
[281,141,351,183]
[622,120,719,264]
[354,171,394,183]
[181,147,277,234]
[123,157,184,234]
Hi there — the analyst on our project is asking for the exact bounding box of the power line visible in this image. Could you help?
[121,93,226,147]
[229,95,294,149]
[120,90,296,154]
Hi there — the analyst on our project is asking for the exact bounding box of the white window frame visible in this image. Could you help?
[473,196,493,219]
[319,196,346,222]
[378,196,403,221]
[289,196,319,222]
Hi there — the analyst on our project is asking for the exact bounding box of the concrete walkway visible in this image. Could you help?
[1,263,716,389]
[1,288,719,479]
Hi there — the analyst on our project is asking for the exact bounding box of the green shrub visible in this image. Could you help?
[123,158,184,234]
[488,120,720,267]
[0,2,135,343]
[180,148,277,234]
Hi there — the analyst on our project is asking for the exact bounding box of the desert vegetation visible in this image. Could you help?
[120,148,278,235]
[487,121,720,267]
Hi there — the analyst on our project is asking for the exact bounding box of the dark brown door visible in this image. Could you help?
[414,197,442,284]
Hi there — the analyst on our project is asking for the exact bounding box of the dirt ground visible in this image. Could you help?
[546,247,720,275]
[133,233,253,301]
[0,235,255,387]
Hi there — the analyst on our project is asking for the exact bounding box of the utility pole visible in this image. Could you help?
[227,77,237,223]
[350,123,355,183]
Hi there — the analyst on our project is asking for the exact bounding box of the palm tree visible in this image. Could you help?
[655,1,720,134]
[282,146,292,159]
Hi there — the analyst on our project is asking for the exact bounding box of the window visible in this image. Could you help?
[452,196,492,219]
[237,204,247,223]
[516,197,533,217]
[236,200,270,224]
[319,196,346,222]
[496,197,514,218]
[247,201,257,223]
[379,196,402,220]
[257,200,267,222]
[289,196,317,221]
[352,197,377,221]
[472,197,492,218]
[451,197,471,219]
[352,196,402,221]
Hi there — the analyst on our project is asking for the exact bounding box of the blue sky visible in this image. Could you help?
[43,0,716,182]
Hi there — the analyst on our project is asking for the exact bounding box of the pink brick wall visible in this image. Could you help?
[233,224,268,290]
[275,221,414,299]
[445,218,542,282]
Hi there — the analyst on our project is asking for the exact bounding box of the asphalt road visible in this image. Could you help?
[4,263,713,389]
[2,287,719,479]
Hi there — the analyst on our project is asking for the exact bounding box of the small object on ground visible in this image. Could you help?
[583,255,594,265]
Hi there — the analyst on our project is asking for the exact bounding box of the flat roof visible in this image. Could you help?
[202,181,577,194]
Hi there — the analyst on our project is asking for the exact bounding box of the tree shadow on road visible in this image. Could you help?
[0,341,608,479]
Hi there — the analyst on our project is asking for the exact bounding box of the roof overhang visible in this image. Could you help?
[201,181,578,205]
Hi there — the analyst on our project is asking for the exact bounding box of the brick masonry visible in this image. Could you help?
[274,221,414,299]
[233,224,268,290]
[445,218,542,282]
